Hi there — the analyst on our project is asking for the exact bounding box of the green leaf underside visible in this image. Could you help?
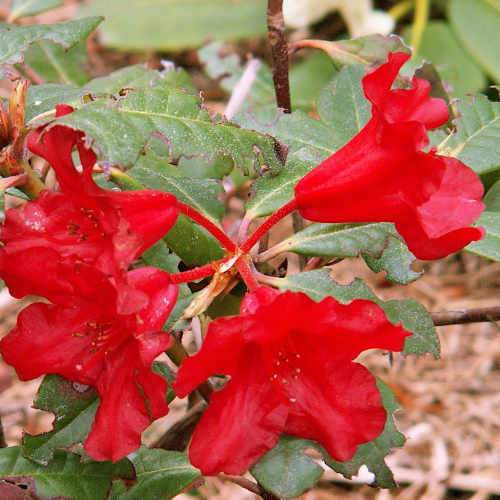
[278,269,439,357]
[404,21,486,96]
[9,0,62,20]
[0,447,133,500]
[252,380,404,492]
[271,222,419,285]
[82,0,267,51]
[22,375,98,465]
[53,83,281,177]
[449,0,500,82]
[109,447,199,500]
[0,17,103,66]
[438,95,500,175]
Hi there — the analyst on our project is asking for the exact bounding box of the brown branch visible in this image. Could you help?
[431,306,500,326]
[267,0,291,113]
[220,475,279,499]
[153,401,206,451]
[0,416,6,448]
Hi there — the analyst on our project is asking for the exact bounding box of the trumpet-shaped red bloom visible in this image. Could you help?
[294,52,484,260]
[174,287,410,475]
[0,105,178,298]
[0,264,178,462]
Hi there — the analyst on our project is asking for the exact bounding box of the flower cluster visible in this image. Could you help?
[0,53,484,474]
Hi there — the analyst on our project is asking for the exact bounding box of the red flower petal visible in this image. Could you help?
[284,362,386,461]
[84,339,170,462]
[187,356,288,475]
[295,52,484,260]
[0,301,104,384]
[174,316,244,398]
[175,288,409,474]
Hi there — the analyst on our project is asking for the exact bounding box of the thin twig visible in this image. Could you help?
[0,416,6,448]
[225,58,261,120]
[431,307,500,326]
[267,0,291,113]
[220,475,279,499]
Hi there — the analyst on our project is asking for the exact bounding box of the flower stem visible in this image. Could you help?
[170,257,231,284]
[241,198,298,253]
[177,200,236,253]
[236,259,259,291]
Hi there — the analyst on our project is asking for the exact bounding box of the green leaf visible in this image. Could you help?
[265,222,419,285]
[323,380,405,488]
[22,375,98,465]
[317,65,370,148]
[278,269,439,357]
[403,21,486,95]
[313,34,410,66]
[82,0,266,51]
[9,0,62,21]
[0,17,103,66]
[467,211,500,261]
[27,64,169,121]
[110,447,199,499]
[289,52,337,111]
[449,0,500,82]
[24,40,90,86]
[0,447,133,500]
[246,156,313,219]
[363,235,421,285]
[237,64,368,162]
[251,436,323,498]
[437,95,500,175]
[130,153,224,225]
[130,151,225,265]
[484,180,500,211]
[53,82,282,177]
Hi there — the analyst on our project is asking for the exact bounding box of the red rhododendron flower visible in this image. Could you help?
[0,105,178,296]
[174,287,410,475]
[294,52,484,260]
[0,264,178,462]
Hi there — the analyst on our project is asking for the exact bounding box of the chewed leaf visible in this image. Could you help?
[53,82,283,177]
[22,374,98,465]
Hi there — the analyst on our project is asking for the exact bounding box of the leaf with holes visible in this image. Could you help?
[0,447,133,500]
[8,0,62,21]
[438,95,500,175]
[251,436,323,498]
[51,81,282,178]
[0,17,102,66]
[109,448,199,499]
[27,64,195,121]
[22,375,98,465]
[278,269,439,357]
